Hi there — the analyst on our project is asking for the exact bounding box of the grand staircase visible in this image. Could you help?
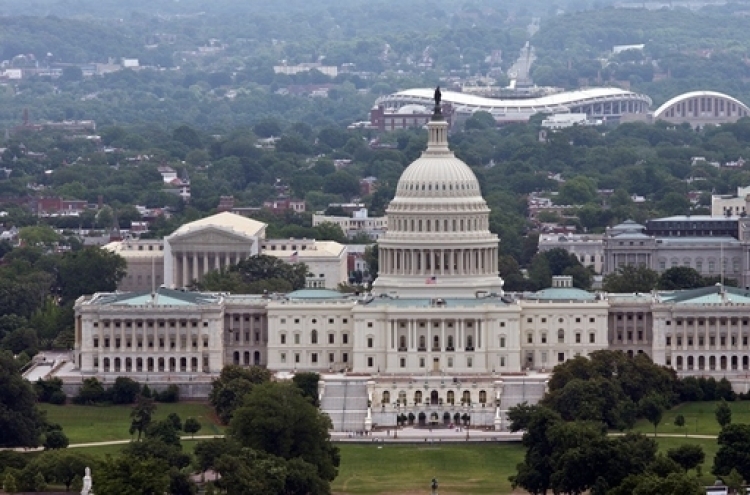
[320,378,369,432]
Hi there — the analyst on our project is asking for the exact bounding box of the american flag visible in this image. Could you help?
[289,251,299,262]
[425,276,437,285]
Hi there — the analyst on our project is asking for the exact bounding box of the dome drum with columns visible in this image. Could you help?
[372,105,504,298]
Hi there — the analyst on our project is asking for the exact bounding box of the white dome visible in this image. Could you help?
[391,118,483,201]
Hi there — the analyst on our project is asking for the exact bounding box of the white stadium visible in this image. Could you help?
[376,87,653,124]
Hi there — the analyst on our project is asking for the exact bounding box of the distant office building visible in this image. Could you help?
[313,208,388,240]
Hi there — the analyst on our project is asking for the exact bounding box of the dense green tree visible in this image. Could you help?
[184,417,202,438]
[603,265,660,293]
[209,365,272,424]
[96,456,170,495]
[292,372,320,407]
[43,430,69,450]
[714,423,750,482]
[73,377,106,405]
[196,254,308,294]
[716,399,733,429]
[667,444,705,472]
[31,450,93,491]
[229,382,340,487]
[57,247,126,304]
[658,267,705,290]
[0,352,43,447]
[640,393,667,436]
[110,376,140,404]
[129,395,157,441]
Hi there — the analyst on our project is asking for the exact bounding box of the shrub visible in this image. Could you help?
[156,385,180,403]
[48,390,67,405]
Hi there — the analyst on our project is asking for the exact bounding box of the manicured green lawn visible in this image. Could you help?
[39,402,224,443]
[630,401,750,436]
[656,436,719,485]
[331,443,525,495]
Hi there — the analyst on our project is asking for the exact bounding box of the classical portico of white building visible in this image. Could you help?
[164,212,265,288]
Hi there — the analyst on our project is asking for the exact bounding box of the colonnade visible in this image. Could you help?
[379,247,498,277]
[386,318,483,352]
[173,251,245,287]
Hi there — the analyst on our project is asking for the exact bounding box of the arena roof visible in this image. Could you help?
[654,90,750,117]
[378,87,652,116]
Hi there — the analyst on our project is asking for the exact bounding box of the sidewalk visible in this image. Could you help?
[331,426,524,443]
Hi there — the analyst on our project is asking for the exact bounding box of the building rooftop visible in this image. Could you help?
[88,287,222,306]
[660,285,750,305]
[171,211,266,239]
[526,287,597,302]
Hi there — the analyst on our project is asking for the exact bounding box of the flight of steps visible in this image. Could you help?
[320,378,369,432]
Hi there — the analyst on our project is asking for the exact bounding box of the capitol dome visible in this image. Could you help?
[371,107,504,298]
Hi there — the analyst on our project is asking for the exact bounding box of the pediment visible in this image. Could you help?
[168,225,256,248]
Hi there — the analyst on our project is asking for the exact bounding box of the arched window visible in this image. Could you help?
[462,390,471,404]
[125,358,132,372]
[698,356,705,369]
[399,335,406,350]
[709,355,716,370]
[419,335,426,350]
[447,391,455,405]
[243,351,250,365]
[448,335,454,349]
[311,329,318,344]
[103,357,110,372]
[382,391,390,404]
[169,357,176,372]
[191,357,198,371]
[687,356,694,369]
[479,390,487,404]
[466,335,473,349]
[136,358,143,372]
[676,356,683,369]
[433,335,440,350]
[233,351,240,365]
[158,357,165,372]
[254,351,261,365]
[398,390,407,405]
[558,329,565,343]
[147,357,154,372]
[114,357,121,372]
[180,357,187,371]
[414,391,422,404]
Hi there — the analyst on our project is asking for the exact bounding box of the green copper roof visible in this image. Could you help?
[94,288,221,306]
[661,285,750,305]
[528,287,596,301]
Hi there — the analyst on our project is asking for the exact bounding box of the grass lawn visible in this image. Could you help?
[331,443,525,495]
[630,401,750,436]
[39,402,224,444]
[655,436,719,485]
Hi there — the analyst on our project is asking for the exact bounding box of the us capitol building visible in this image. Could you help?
[72,105,750,431]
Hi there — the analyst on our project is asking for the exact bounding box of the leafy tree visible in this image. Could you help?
[32,471,46,492]
[667,444,705,472]
[166,412,183,431]
[197,255,308,294]
[33,450,93,491]
[464,111,496,131]
[323,170,360,198]
[0,352,43,447]
[228,382,340,487]
[110,376,140,404]
[640,393,667,436]
[292,372,320,407]
[716,399,733,428]
[314,222,347,243]
[184,417,202,438]
[714,423,750,482]
[3,473,17,493]
[145,419,181,447]
[194,438,243,473]
[209,365,272,424]
[43,430,69,450]
[658,266,705,290]
[129,395,157,441]
[674,414,686,434]
[96,456,170,495]
[73,377,106,405]
[603,265,659,293]
[57,247,126,304]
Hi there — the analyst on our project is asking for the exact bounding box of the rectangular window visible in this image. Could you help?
[666,336,672,346]
[467,357,473,368]
[589,317,595,323]
[419,358,425,368]
[589,333,595,344]
[500,337,506,348]
[367,337,373,348]
[329,353,335,363]
[541,334,547,344]
[342,353,348,363]
[93,338,99,348]
[328,334,334,344]
[280,353,286,363]
[500,356,505,367]
[367,357,373,367]
[575,333,581,344]
[343,333,349,344]
[400,358,406,368]
[311,353,318,363]
[281,334,286,344]
[294,334,300,344]
[447,357,453,367]
[558,352,565,363]
[295,353,300,363]
[527,334,533,344]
